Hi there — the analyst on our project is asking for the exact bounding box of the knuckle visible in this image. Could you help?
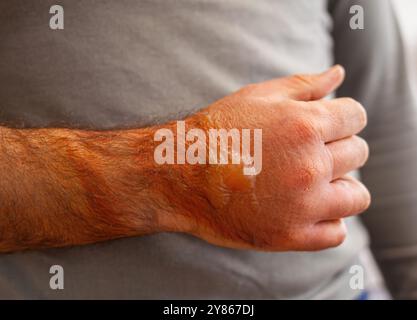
[291,165,322,191]
[291,117,318,143]
[292,74,313,87]
[291,74,315,100]
[307,101,330,117]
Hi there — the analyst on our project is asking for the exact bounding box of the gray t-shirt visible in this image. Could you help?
[0,0,416,299]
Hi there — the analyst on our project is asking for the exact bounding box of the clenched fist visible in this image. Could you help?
[166,65,370,251]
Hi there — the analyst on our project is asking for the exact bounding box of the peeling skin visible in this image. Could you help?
[205,164,258,214]
[204,153,258,212]
[223,164,255,192]
[197,108,258,210]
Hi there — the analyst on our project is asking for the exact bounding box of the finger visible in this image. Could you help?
[326,135,369,180]
[303,219,347,250]
[323,175,371,220]
[310,97,367,142]
[259,65,345,102]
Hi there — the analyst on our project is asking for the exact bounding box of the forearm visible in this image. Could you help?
[0,123,201,252]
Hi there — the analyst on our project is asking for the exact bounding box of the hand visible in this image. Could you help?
[173,65,370,251]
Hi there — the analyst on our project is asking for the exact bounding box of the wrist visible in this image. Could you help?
[150,115,212,234]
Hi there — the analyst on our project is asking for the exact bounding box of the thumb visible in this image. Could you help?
[259,65,345,102]
[285,65,346,101]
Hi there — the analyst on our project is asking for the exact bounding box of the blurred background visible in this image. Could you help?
[392,0,417,91]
